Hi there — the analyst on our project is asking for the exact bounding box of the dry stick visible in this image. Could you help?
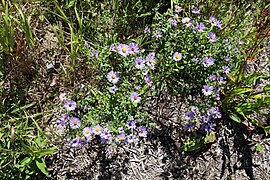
[11,126,15,145]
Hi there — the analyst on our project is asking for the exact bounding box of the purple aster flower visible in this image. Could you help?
[217,76,226,85]
[100,128,112,144]
[222,66,230,74]
[209,74,217,81]
[127,121,136,130]
[130,92,141,103]
[212,111,222,119]
[86,136,92,143]
[209,16,222,28]
[203,123,215,132]
[207,107,218,116]
[184,111,195,120]
[207,107,221,118]
[224,56,231,62]
[215,88,221,100]
[84,42,89,48]
[126,134,137,144]
[138,126,147,137]
[175,5,182,13]
[93,124,102,135]
[216,20,222,28]
[209,16,218,26]
[83,127,92,138]
[173,52,182,61]
[208,32,217,42]
[169,19,177,26]
[135,57,145,69]
[202,85,213,96]
[202,57,215,67]
[57,120,66,129]
[107,71,120,84]
[144,75,153,86]
[142,68,149,76]
[70,117,81,129]
[191,8,200,14]
[79,137,88,145]
[115,133,126,144]
[117,44,130,57]
[184,122,194,132]
[196,22,205,32]
[91,51,98,57]
[191,106,200,114]
[201,114,211,123]
[154,30,162,38]
[135,85,141,90]
[118,127,124,134]
[144,27,150,33]
[129,42,139,54]
[110,44,117,52]
[69,137,81,147]
[182,17,192,27]
[194,58,199,63]
[59,92,67,102]
[145,53,156,69]
[64,100,77,111]
[60,114,69,122]
[149,52,156,58]
[109,86,118,94]
[238,40,244,45]
[105,148,113,154]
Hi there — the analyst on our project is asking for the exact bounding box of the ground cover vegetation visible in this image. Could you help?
[0,0,269,179]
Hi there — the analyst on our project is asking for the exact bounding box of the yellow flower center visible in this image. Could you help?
[73,121,77,125]
[85,129,89,134]
[122,48,127,53]
[118,137,123,141]
[111,75,116,79]
[175,55,179,59]
[149,59,153,63]
[95,128,99,132]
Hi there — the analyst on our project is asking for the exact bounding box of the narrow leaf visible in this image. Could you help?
[229,113,242,123]
[35,158,49,177]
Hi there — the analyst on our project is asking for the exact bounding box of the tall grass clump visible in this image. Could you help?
[0,1,56,179]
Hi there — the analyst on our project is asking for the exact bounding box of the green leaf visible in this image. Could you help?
[264,84,270,91]
[255,144,264,152]
[251,119,262,127]
[10,103,35,114]
[243,73,265,85]
[35,147,57,157]
[229,113,242,123]
[204,132,216,143]
[230,87,253,95]
[35,157,49,177]
[264,126,270,136]
[67,0,76,8]
[235,107,248,120]
[183,138,202,151]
